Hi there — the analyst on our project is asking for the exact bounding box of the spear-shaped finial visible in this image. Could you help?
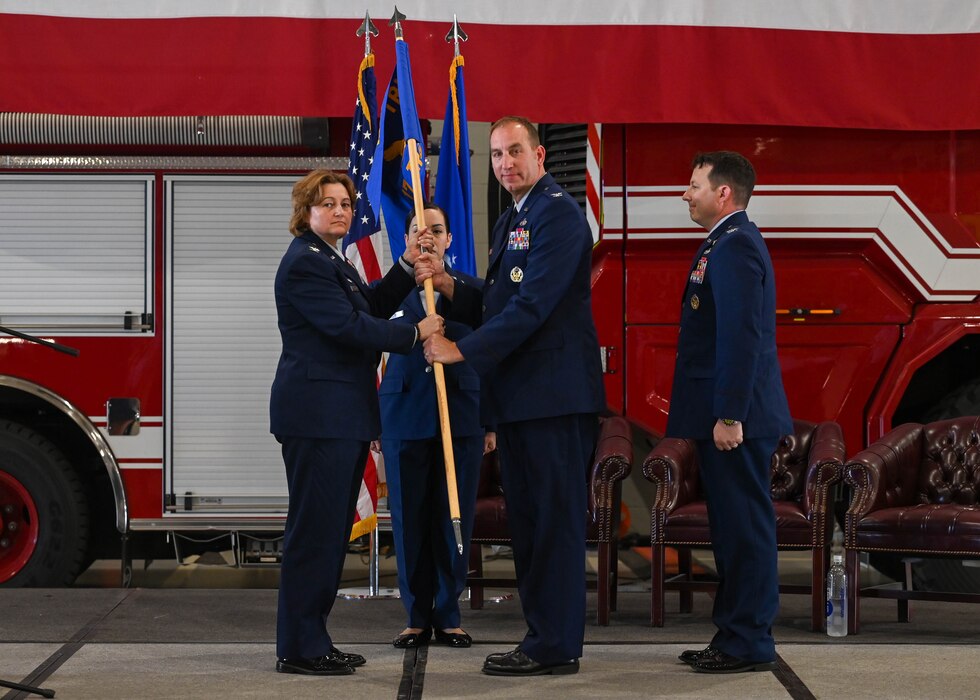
[445,14,468,56]
[356,11,379,56]
[389,6,407,40]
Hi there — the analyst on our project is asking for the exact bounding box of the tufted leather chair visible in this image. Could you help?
[466,415,633,625]
[642,420,845,631]
[843,415,980,634]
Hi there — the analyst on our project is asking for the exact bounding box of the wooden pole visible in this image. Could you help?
[405,139,464,555]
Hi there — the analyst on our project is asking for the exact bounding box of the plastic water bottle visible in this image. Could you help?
[826,553,847,637]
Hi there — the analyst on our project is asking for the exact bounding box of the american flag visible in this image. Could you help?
[343,53,386,541]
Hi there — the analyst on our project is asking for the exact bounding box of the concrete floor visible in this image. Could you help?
[3,549,978,699]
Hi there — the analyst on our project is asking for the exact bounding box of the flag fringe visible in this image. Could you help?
[349,513,377,542]
[449,55,465,165]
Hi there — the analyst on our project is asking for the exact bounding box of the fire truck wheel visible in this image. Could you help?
[0,420,90,587]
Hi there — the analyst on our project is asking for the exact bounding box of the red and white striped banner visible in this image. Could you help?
[2,2,980,130]
[585,123,602,244]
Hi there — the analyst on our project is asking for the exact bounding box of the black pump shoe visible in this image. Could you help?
[392,628,432,649]
[434,629,472,648]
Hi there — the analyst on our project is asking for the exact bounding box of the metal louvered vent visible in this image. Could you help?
[540,123,587,212]
[0,113,316,147]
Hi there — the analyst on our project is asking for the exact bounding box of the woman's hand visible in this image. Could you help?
[403,227,436,266]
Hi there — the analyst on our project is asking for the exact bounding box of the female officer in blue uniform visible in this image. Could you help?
[380,202,494,650]
[270,170,442,676]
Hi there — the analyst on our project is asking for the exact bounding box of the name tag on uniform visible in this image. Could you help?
[690,256,708,284]
[507,228,530,250]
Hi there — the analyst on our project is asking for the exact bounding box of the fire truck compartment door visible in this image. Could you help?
[0,174,153,333]
[165,176,296,512]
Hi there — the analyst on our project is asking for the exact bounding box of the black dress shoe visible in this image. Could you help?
[679,644,721,665]
[485,645,522,664]
[276,653,354,676]
[434,629,472,648]
[392,628,432,649]
[482,649,579,676]
[691,650,777,674]
[330,646,366,667]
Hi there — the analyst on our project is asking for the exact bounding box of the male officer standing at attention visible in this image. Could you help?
[421,116,605,676]
[669,151,792,674]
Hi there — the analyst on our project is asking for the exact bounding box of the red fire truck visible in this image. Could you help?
[3,120,977,588]
[2,7,979,588]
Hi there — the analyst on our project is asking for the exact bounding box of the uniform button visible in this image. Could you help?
[489,279,495,285]
[482,305,487,313]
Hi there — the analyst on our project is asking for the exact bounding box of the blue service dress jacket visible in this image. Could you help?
[379,270,485,439]
[450,173,606,424]
[665,210,792,439]
[270,230,417,440]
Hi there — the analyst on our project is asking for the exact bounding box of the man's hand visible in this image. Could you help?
[416,314,444,341]
[423,334,464,365]
[414,251,454,297]
[713,420,743,451]
[483,431,497,454]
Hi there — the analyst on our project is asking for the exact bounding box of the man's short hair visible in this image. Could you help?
[490,116,540,148]
[691,151,756,207]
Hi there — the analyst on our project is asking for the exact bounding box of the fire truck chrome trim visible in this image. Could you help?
[0,375,128,533]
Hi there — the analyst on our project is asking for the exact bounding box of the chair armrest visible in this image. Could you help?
[802,420,846,543]
[642,437,699,545]
[803,421,846,504]
[641,437,700,513]
[844,422,924,522]
[808,420,846,478]
[589,415,633,519]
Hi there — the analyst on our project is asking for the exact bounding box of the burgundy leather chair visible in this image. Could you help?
[843,415,980,634]
[466,415,633,625]
[641,419,845,630]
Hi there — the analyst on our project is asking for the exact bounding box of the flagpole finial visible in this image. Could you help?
[356,11,379,56]
[445,15,468,56]
[389,6,407,40]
